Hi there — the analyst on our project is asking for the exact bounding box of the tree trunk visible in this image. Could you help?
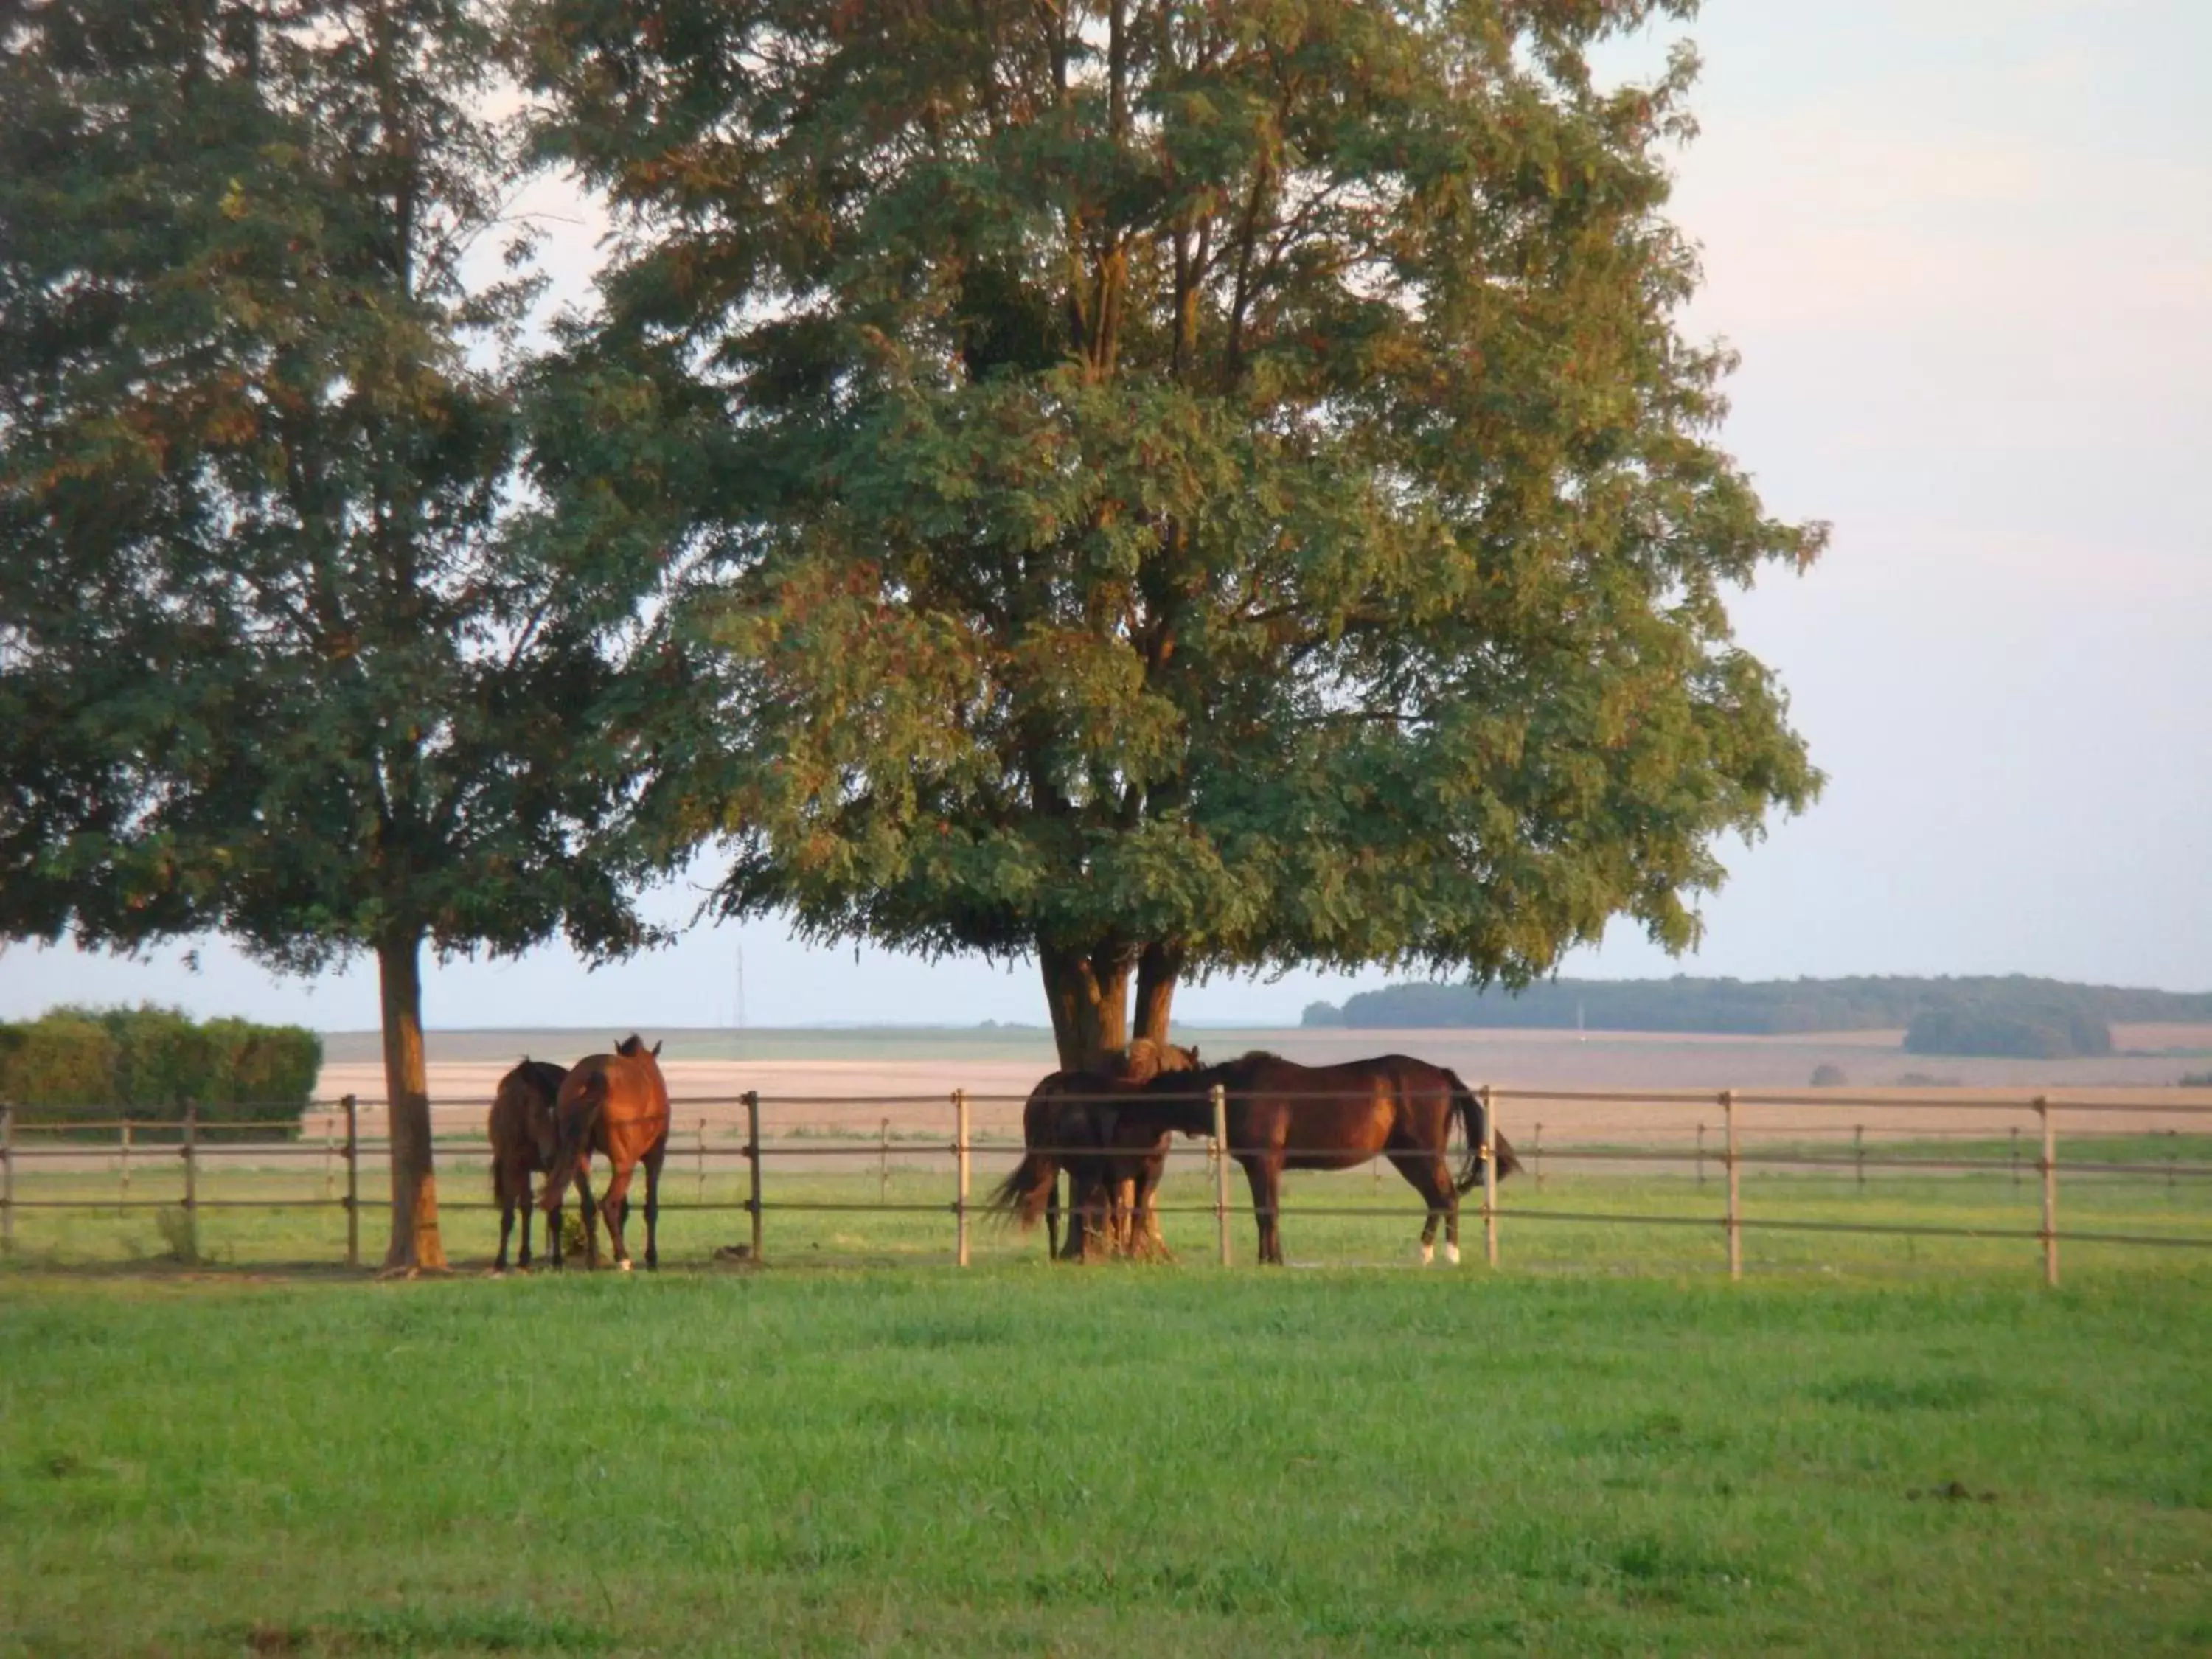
[1039,941,1133,1072]
[1134,942,1183,1047]
[377,926,448,1273]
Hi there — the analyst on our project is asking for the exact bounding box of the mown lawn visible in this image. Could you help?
[3,1254,2211,1655]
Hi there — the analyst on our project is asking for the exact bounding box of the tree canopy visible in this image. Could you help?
[0,0,663,1267]
[518,0,1825,1066]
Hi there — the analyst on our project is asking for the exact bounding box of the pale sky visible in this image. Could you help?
[4,0,2207,1031]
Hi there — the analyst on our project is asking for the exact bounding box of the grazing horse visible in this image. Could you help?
[1135,1052,1523,1266]
[488,1058,567,1272]
[990,1040,1199,1260]
[538,1035,671,1271]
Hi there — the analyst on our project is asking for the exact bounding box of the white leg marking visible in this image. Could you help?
[1444,1242,1461,1267]
[618,1258,633,1273]
[1419,1242,1436,1267]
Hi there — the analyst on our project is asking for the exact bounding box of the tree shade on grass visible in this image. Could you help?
[517,0,1826,1069]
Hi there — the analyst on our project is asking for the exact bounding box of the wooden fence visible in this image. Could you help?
[1,1086,2208,1282]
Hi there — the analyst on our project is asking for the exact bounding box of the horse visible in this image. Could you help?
[987,1040,1200,1261]
[1135,1052,1524,1266]
[538,1035,671,1271]
[487,1057,567,1272]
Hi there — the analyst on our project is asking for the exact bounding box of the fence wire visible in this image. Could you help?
[2,1085,2208,1279]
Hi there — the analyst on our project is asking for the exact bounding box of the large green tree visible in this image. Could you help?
[520,0,1824,1069]
[0,0,661,1267]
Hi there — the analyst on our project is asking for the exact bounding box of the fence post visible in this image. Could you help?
[121,1118,133,1207]
[696,1117,708,1203]
[1,1101,13,1253]
[880,1116,891,1206]
[181,1099,200,1266]
[2037,1096,2057,1288]
[953,1088,970,1268]
[743,1090,764,1265]
[1722,1090,1740,1281]
[1696,1122,1707,1188]
[343,1094,360,1268]
[2011,1124,2021,1190]
[1211,1082,1231,1268]
[322,1113,335,1201]
[1532,1121,1544,1191]
[1480,1084,1498,1268]
[1854,1124,1865,1192]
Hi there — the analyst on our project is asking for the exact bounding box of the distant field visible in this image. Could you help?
[316,1020,2212,1079]
[4,1260,2210,1655]
[310,1026,2212,1150]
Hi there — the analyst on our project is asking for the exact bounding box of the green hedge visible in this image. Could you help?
[0,1006,321,1140]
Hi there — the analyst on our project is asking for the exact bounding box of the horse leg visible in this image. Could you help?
[641,1142,664,1271]
[1076,1166,1111,1261]
[518,1172,535,1271]
[1110,1173,1137,1255]
[1133,1149,1172,1262]
[1046,1172,1062,1261]
[1241,1157,1281,1266]
[600,1163,637,1270]
[495,1174,515,1274]
[577,1167,600,1270]
[1396,1153,1456,1266]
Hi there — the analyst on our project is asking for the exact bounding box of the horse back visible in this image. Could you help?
[565,1046,671,1164]
[1222,1054,1442,1166]
[490,1060,566,1167]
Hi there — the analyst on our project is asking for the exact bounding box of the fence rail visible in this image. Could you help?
[1,1086,2208,1281]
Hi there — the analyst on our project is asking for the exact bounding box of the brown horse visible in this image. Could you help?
[1133,1052,1523,1266]
[538,1035,671,1271]
[488,1057,567,1272]
[990,1040,1199,1260]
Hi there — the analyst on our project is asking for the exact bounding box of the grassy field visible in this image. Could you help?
[7,1141,2210,1654]
[4,1133,2208,1277]
[4,1256,2211,1656]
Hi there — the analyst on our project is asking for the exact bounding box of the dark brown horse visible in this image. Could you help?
[1132,1052,1523,1265]
[990,1040,1199,1260]
[538,1035,671,1270]
[488,1057,567,1272]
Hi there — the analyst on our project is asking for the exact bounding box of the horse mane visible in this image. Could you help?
[1103,1037,1203,1084]
[615,1034,646,1057]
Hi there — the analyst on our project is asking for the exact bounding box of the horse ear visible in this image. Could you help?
[651,1040,663,1057]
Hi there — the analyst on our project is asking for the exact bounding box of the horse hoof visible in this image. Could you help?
[1419,1244,1435,1267]
[1444,1242,1462,1267]
[618,1259,633,1273]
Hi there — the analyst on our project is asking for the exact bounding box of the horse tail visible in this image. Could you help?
[1448,1071,1521,1193]
[540,1070,608,1209]
[985,1151,1059,1233]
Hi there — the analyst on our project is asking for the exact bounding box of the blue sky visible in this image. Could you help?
[4,0,2207,1029]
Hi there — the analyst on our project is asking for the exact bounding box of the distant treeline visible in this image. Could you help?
[0,1006,321,1138]
[1304,976,2212,1054]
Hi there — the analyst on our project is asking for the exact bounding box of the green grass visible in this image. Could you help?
[5,1133,2208,1277]
[3,1260,2211,1656]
